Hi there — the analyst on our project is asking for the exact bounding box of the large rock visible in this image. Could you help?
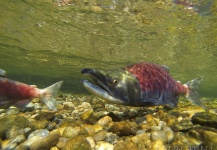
[175,118,194,131]
[188,126,217,149]
[162,114,178,127]
[150,130,168,144]
[62,126,81,138]
[95,141,114,150]
[109,121,135,136]
[29,131,60,150]
[131,133,151,149]
[34,111,55,121]
[16,129,50,149]
[29,120,48,130]
[0,115,29,139]
[62,135,91,150]
[170,132,202,148]
[73,102,93,120]
[192,112,217,128]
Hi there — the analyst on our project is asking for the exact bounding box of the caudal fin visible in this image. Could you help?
[40,81,63,111]
[184,77,205,109]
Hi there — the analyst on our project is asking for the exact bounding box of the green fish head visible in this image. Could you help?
[81,68,141,105]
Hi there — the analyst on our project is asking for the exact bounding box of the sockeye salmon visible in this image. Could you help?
[81,63,205,109]
[0,69,63,111]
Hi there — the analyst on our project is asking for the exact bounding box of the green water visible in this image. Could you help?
[0,0,216,97]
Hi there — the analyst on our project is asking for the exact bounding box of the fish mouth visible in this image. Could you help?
[81,68,124,104]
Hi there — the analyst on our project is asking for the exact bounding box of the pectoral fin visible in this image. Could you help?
[14,99,32,111]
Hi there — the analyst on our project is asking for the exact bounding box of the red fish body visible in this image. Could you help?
[0,78,40,102]
[125,63,187,106]
[0,70,63,111]
[81,62,205,108]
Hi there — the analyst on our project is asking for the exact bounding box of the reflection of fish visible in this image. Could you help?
[81,63,205,109]
[0,69,63,111]
[173,0,213,16]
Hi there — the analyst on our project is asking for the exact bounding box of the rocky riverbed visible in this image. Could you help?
[0,94,217,150]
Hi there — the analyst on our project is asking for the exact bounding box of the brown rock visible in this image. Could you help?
[34,111,55,121]
[162,114,178,127]
[156,110,165,119]
[145,114,154,123]
[29,132,60,150]
[0,115,29,138]
[29,120,48,130]
[110,121,135,136]
[114,141,138,150]
[62,135,91,150]
[96,116,112,126]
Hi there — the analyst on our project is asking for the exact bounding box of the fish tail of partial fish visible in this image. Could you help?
[184,77,205,109]
[40,81,63,111]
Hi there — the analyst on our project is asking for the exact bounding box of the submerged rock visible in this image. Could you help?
[171,132,202,147]
[109,121,135,136]
[62,135,91,150]
[33,111,55,121]
[29,131,60,150]
[0,115,29,139]
[114,141,138,150]
[73,102,93,119]
[56,137,70,149]
[6,107,20,115]
[150,130,168,144]
[29,120,48,130]
[188,126,217,149]
[96,116,112,126]
[17,129,50,149]
[175,118,194,131]
[152,140,167,150]
[93,130,107,142]
[0,94,216,149]
[163,126,174,143]
[6,126,24,139]
[95,141,114,150]
[162,114,178,127]
[1,135,26,150]
[62,126,81,138]
[192,112,217,128]
[131,133,151,149]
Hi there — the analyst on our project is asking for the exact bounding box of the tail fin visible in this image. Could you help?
[184,77,205,109]
[40,81,63,111]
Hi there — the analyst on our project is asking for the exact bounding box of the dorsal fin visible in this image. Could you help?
[0,69,6,77]
[160,65,169,73]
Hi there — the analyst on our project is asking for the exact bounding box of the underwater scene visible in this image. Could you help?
[0,0,217,149]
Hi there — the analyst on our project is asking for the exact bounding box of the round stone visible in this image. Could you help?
[151,130,168,143]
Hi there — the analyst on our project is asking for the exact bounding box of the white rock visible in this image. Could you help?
[151,130,168,144]
[163,126,174,143]
[86,136,95,149]
[152,140,167,150]
[10,135,26,143]
[21,129,50,147]
[96,116,112,126]
[95,141,114,150]
[151,126,162,131]
[62,126,80,138]
[28,129,49,139]
[158,121,166,129]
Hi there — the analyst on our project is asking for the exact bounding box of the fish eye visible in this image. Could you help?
[113,79,118,85]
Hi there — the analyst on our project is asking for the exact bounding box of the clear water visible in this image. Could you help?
[0,0,216,97]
